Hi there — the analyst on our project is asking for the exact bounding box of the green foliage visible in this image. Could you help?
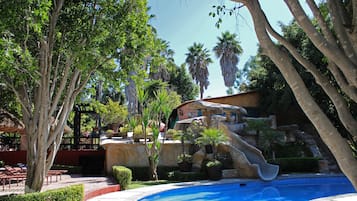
[127,117,138,131]
[93,99,128,126]
[186,120,206,140]
[269,157,320,173]
[177,154,192,163]
[0,0,154,191]
[245,119,285,159]
[196,128,228,159]
[133,125,151,139]
[213,31,243,87]
[112,166,132,190]
[167,171,205,181]
[185,42,212,99]
[196,128,227,147]
[174,130,195,156]
[274,142,313,158]
[0,160,4,167]
[127,166,178,181]
[1,184,83,201]
[206,159,222,168]
[168,64,199,102]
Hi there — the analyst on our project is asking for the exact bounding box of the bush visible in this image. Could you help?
[0,184,83,201]
[113,166,132,190]
[269,157,319,173]
[127,166,179,181]
[274,143,312,158]
[168,171,206,181]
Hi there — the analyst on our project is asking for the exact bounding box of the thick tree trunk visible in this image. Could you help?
[24,118,49,192]
[233,0,357,190]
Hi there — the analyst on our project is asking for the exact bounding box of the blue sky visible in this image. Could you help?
[148,0,299,98]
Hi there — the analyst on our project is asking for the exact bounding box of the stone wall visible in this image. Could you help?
[102,140,190,174]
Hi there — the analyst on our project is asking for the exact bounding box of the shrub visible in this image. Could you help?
[127,166,178,180]
[177,154,192,163]
[113,166,132,190]
[274,143,313,158]
[1,184,83,201]
[168,171,205,181]
[206,160,222,168]
[269,157,319,173]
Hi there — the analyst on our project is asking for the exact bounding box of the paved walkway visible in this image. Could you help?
[0,174,116,196]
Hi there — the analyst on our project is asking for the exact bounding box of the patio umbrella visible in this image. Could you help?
[0,109,25,134]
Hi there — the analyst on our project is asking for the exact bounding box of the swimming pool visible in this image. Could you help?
[139,176,356,201]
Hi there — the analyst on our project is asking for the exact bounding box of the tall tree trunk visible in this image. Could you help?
[234,0,357,190]
[148,155,158,180]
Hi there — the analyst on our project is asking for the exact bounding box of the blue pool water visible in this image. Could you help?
[139,176,355,201]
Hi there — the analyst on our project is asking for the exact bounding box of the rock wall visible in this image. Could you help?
[102,140,189,173]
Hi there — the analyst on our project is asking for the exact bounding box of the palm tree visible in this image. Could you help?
[185,43,212,99]
[213,31,243,87]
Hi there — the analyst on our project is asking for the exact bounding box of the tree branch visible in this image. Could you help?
[284,0,357,87]
[264,13,357,137]
[49,56,73,117]
[327,62,357,102]
[327,0,357,64]
[306,0,336,47]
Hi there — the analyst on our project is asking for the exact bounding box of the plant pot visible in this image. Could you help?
[178,161,192,172]
[206,165,222,180]
[205,145,213,154]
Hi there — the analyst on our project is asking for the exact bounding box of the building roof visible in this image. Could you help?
[190,100,247,114]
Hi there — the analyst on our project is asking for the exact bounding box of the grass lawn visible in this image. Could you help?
[128,180,178,189]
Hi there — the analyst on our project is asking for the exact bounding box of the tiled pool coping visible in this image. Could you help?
[87,174,357,201]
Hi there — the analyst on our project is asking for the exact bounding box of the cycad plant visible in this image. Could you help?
[196,128,228,159]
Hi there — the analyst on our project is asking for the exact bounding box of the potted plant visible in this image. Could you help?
[133,125,143,142]
[206,160,223,180]
[196,128,228,180]
[173,130,195,172]
[177,153,193,172]
[94,99,128,132]
[127,117,138,139]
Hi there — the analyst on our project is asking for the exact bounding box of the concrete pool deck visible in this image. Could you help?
[88,174,357,201]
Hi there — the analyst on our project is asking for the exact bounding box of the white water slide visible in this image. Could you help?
[219,122,279,181]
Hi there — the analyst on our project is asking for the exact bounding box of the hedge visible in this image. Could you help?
[269,157,320,173]
[128,166,178,181]
[167,171,206,181]
[112,166,132,190]
[0,184,83,201]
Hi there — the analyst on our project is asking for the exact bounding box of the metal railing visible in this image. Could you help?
[0,134,101,151]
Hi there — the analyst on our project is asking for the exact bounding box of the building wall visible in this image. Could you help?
[176,91,260,121]
[177,102,199,120]
[204,91,260,108]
